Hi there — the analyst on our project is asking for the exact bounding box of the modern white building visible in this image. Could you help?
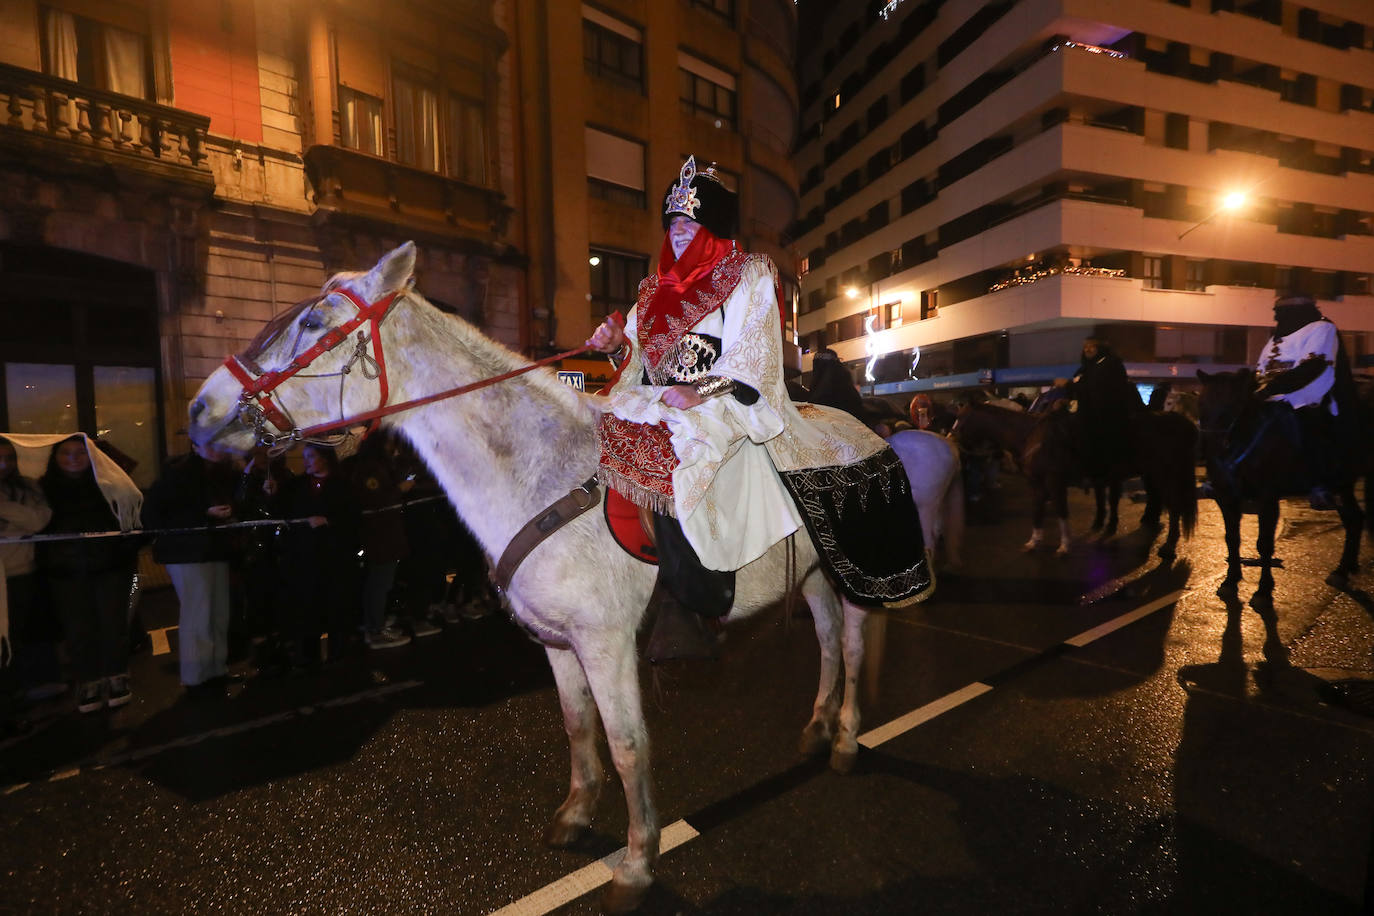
[793,0,1374,401]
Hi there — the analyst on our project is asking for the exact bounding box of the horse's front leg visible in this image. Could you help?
[1024,478,1046,551]
[579,631,658,915]
[1217,498,1243,597]
[543,646,604,848]
[799,570,842,758]
[830,598,868,774]
[1053,477,1071,556]
[1328,490,1365,587]
[1103,478,1121,538]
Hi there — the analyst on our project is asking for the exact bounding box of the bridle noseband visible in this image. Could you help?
[223,286,401,446]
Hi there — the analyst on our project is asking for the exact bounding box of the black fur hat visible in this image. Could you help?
[661,155,738,240]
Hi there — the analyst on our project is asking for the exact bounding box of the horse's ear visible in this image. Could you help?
[372,241,417,293]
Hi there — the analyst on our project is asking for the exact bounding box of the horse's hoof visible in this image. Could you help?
[544,819,588,848]
[829,747,858,774]
[798,724,832,758]
[601,878,651,915]
[1055,544,1070,557]
[1021,540,1039,552]
[1325,571,1350,591]
[1157,544,1177,561]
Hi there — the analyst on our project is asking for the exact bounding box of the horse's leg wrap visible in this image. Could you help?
[1023,528,1044,552]
[1056,517,1072,556]
[545,647,604,847]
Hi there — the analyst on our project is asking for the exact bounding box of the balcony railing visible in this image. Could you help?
[304,144,512,243]
[0,62,210,176]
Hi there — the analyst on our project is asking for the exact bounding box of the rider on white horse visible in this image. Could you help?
[1254,291,1357,509]
[587,156,933,658]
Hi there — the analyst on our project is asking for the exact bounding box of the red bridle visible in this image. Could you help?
[223,286,400,443]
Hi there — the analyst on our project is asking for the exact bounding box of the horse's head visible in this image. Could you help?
[1195,368,1256,456]
[188,242,418,453]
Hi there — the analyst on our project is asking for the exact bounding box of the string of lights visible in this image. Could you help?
[988,265,1126,294]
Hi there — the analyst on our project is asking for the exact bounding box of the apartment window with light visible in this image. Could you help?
[1142,256,1165,289]
[679,52,736,129]
[589,249,648,319]
[40,6,151,99]
[339,86,384,157]
[583,12,642,90]
[886,300,902,328]
[394,69,441,172]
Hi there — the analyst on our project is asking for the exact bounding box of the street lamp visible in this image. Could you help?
[1177,188,1250,240]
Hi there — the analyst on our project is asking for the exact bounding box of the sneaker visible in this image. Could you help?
[365,626,412,650]
[106,674,132,708]
[76,680,105,714]
[410,615,442,638]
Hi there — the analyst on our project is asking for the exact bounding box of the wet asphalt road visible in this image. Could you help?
[2,476,1372,915]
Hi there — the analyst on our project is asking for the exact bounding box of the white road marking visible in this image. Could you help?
[489,819,698,916]
[149,627,174,656]
[1064,589,1188,647]
[859,682,994,748]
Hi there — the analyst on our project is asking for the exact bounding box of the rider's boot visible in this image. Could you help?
[645,585,718,663]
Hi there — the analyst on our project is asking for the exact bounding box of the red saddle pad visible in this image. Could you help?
[603,486,658,564]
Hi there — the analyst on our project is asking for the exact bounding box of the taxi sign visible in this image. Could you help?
[557,370,586,391]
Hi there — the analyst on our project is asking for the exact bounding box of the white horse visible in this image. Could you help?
[886,429,963,569]
[187,243,953,912]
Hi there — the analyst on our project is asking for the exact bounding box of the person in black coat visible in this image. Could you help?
[143,441,238,691]
[342,433,418,649]
[1070,337,1141,479]
[39,435,138,713]
[277,444,362,666]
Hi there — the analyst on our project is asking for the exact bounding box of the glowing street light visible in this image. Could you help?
[588,255,601,266]
[1178,185,1259,240]
[845,286,861,300]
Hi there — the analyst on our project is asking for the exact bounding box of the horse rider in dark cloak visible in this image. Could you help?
[1254,291,1357,509]
[1070,336,1141,480]
[586,156,933,660]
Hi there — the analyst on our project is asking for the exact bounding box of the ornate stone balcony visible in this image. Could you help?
[303,143,513,252]
[0,62,212,190]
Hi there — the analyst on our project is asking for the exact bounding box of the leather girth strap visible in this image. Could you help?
[493,478,601,592]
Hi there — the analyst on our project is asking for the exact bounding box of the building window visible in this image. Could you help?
[679,53,737,129]
[583,15,642,90]
[585,127,646,209]
[40,6,150,99]
[886,300,903,328]
[919,289,938,320]
[339,86,384,157]
[1142,255,1164,289]
[690,0,735,21]
[589,249,648,319]
[798,257,810,278]
[448,94,488,185]
[1185,259,1206,291]
[394,70,441,172]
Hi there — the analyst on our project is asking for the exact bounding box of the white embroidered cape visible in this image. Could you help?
[601,255,884,571]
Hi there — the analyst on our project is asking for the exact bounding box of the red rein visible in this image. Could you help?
[225,287,623,444]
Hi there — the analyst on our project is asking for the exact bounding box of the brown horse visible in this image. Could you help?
[954,402,1198,558]
[1197,369,1365,597]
